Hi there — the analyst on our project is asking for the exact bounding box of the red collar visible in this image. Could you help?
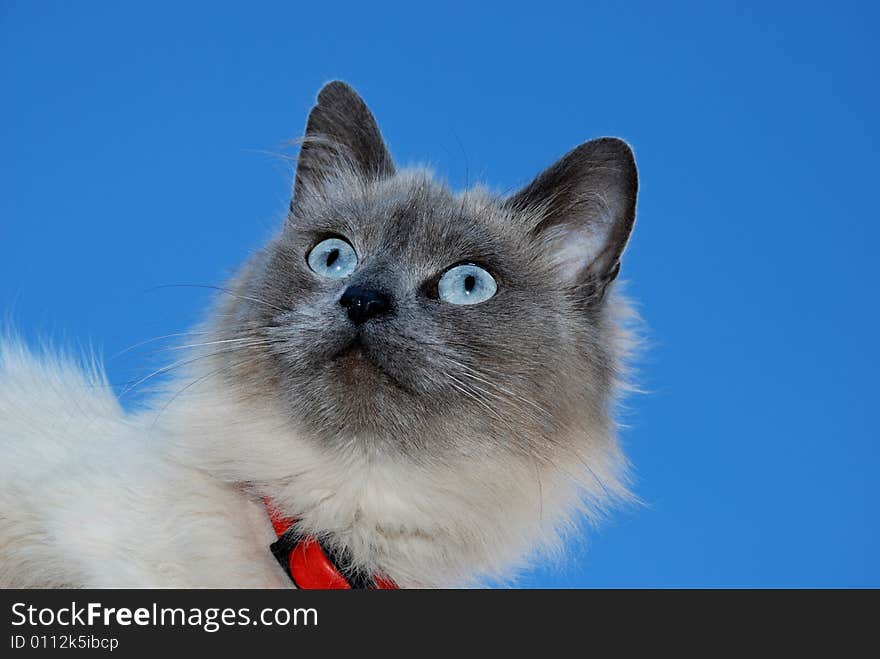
[263,499,397,590]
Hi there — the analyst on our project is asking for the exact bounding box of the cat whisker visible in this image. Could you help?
[118,342,271,399]
[533,455,544,526]
[151,337,275,353]
[148,284,288,314]
[442,357,549,427]
[444,373,498,416]
[150,356,261,427]
[453,361,550,420]
[110,331,211,360]
[444,372,520,434]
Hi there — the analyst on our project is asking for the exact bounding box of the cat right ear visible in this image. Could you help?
[506,138,638,299]
[292,81,395,207]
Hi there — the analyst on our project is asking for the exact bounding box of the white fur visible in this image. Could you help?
[0,341,288,587]
[0,320,631,588]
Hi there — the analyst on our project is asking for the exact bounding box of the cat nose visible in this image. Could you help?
[339,286,394,325]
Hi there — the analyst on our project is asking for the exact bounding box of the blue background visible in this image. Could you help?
[1,2,877,587]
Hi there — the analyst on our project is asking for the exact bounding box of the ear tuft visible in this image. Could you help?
[507,137,638,295]
[293,81,394,204]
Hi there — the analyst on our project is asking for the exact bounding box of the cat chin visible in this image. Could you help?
[0,310,632,587]
[156,354,632,588]
[329,335,406,392]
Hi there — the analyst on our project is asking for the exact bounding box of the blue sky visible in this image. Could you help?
[1,1,877,587]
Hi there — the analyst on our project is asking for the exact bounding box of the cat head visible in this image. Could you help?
[202,81,639,583]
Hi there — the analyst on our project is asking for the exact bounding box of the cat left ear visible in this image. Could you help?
[506,137,638,296]
[293,81,395,205]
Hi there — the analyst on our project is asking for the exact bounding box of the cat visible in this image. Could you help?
[0,81,639,588]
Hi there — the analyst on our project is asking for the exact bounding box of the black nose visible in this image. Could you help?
[339,286,394,325]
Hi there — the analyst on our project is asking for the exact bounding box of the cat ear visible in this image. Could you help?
[506,137,638,295]
[292,81,395,204]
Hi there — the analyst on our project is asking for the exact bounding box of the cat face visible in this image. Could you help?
[218,82,637,464]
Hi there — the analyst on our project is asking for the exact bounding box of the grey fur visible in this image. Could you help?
[0,81,642,588]
[210,80,638,477]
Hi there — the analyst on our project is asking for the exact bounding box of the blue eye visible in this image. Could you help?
[307,238,358,279]
[438,264,497,305]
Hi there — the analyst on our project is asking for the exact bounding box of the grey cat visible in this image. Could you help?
[0,81,639,587]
